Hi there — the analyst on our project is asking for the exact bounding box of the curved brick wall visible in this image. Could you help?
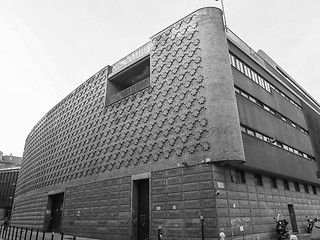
[12,7,245,231]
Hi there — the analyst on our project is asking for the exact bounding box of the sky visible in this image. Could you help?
[0,0,320,157]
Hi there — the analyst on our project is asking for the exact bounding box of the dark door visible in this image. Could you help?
[132,179,149,240]
[47,193,64,232]
[288,204,298,233]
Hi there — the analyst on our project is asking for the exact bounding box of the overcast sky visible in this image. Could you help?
[1,0,320,157]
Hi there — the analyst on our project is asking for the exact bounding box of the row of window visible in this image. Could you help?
[235,86,308,135]
[240,124,315,161]
[235,170,317,194]
[229,53,302,110]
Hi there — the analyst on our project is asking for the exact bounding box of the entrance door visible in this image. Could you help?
[288,204,298,233]
[47,193,64,232]
[132,179,149,240]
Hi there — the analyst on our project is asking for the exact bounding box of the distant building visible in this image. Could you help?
[0,151,20,220]
[11,7,320,240]
[0,152,22,170]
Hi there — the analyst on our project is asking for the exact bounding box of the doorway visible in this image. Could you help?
[132,179,149,240]
[288,204,298,233]
[46,193,64,232]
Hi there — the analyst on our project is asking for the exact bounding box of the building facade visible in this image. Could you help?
[0,168,19,220]
[11,7,320,240]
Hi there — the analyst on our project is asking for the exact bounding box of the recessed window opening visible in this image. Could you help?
[294,182,300,192]
[254,174,263,186]
[283,179,290,190]
[235,170,246,184]
[240,124,314,161]
[235,86,308,135]
[230,52,302,110]
[312,185,317,195]
[270,177,277,189]
[106,57,150,106]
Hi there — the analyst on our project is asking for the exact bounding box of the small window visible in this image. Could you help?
[265,82,271,92]
[258,76,265,88]
[247,129,255,136]
[240,91,249,98]
[254,174,263,186]
[240,125,246,133]
[263,105,270,112]
[255,132,263,140]
[235,88,240,94]
[249,96,257,104]
[270,177,277,189]
[235,170,246,184]
[244,65,250,77]
[294,182,300,192]
[230,54,236,67]
[283,180,290,190]
[304,184,309,193]
[263,136,270,142]
[312,186,317,195]
[253,72,259,84]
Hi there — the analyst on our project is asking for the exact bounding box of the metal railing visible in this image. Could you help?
[0,225,76,240]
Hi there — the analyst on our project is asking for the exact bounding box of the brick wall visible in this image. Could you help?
[215,164,320,239]
[63,176,131,239]
[151,164,218,240]
[11,192,47,229]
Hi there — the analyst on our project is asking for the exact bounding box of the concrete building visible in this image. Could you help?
[0,151,20,220]
[11,7,320,240]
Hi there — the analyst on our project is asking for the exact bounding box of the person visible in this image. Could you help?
[3,216,10,230]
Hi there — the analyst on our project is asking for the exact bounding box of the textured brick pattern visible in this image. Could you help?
[63,177,131,239]
[15,9,210,199]
[11,193,47,229]
[151,164,217,240]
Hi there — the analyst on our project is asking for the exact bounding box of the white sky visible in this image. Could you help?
[1,0,320,157]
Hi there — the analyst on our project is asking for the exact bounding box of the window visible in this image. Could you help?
[283,180,290,190]
[294,182,300,192]
[304,184,309,193]
[255,132,263,140]
[247,129,255,136]
[312,186,317,195]
[254,174,263,186]
[240,124,313,160]
[270,177,277,189]
[235,170,246,184]
[106,56,150,106]
[240,91,248,98]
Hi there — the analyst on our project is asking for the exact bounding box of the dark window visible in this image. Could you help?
[283,180,290,190]
[270,177,277,189]
[254,174,263,186]
[312,186,317,195]
[106,56,150,106]
[304,184,309,193]
[294,182,300,192]
[235,170,246,184]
